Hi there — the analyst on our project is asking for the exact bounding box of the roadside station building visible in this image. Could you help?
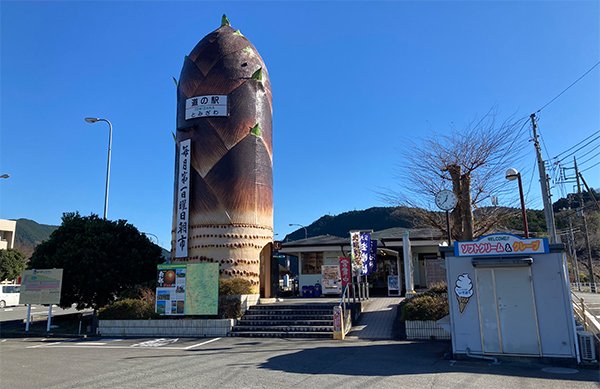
[279,228,446,296]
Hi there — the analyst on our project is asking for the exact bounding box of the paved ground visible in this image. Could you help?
[1,336,597,388]
[347,297,402,340]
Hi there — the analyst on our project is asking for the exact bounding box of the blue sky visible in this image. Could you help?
[1,0,599,248]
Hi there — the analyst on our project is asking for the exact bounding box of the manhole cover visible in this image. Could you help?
[541,367,579,374]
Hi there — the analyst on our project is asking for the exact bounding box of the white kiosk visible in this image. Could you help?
[443,233,578,361]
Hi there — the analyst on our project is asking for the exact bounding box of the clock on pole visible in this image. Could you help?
[435,190,457,244]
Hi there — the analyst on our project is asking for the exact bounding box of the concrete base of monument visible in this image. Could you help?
[98,319,235,337]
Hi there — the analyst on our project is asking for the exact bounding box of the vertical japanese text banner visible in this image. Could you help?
[350,231,362,272]
[360,232,372,276]
[175,139,191,258]
[368,240,377,275]
[339,257,352,287]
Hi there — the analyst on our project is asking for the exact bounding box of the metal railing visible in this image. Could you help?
[334,285,353,337]
[571,290,600,344]
[352,281,369,301]
[571,283,599,293]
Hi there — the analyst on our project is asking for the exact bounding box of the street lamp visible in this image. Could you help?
[288,223,308,239]
[85,117,112,220]
[505,168,529,238]
[0,174,9,179]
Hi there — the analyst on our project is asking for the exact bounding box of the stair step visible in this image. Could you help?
[232,325,332,332]
[242,314,333,320]
[250,304,338,310]
[229,331,333,338]
[246,308,333,315]
[238,320,332,326]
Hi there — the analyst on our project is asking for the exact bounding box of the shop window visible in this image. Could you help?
[301,252,323,275]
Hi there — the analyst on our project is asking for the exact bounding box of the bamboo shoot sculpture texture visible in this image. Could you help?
[172,16,273,291]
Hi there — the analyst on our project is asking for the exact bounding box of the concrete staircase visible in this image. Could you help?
[230,303,336,338]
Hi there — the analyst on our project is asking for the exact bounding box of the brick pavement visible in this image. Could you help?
[346,297,403,340]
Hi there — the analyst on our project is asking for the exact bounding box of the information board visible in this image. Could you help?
[19,269,63,305]
[156,263,218,316]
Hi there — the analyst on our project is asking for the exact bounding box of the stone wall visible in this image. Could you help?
[99,319,235,337]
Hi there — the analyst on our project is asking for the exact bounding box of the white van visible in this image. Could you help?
[0,284,20,308]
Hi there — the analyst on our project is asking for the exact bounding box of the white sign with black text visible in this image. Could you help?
[175,139,191,258]
[185,95,228,119]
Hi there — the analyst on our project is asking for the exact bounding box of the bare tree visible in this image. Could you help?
[383,110,530,240]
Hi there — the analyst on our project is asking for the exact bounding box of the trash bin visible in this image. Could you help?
[314,282,322,297]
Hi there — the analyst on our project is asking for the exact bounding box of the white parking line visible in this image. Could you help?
[28,342,62,349]
[184,337,222,350]
[26,337,222,350]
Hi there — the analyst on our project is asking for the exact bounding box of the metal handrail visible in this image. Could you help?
[337,284,352,334]
[571,290,600,344]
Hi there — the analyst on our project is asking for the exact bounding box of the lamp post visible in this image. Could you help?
[288,223,307,239]
[0,174,9,179]
[505,168,529,238]
[85,117,112,220]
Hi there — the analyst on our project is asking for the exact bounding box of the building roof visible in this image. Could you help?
[280,228,445,250]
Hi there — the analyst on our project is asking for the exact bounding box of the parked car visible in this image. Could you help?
[0,284,20,308]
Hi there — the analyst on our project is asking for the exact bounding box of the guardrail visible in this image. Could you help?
[571,290,600,344]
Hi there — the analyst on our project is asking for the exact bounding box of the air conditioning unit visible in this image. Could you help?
[577,331,597,362]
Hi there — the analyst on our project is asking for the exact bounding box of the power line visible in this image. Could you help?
[553,129,600,159]
[535,60,600,114]
[555,133,600,162]
[578,150,600,166]
[581,160,600,173]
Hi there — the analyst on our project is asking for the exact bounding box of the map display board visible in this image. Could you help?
[156,263,218,315]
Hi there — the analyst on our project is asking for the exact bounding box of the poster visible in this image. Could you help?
[19,269,63,305]
[156,264,187,315]
[387,275,400,291]
[321,265,341,294]
[156,263,218,316]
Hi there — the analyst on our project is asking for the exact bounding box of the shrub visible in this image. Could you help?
[219,277,254,296]
[426,282,448,296]
[401,294,449,321]
[118,286,156,303]
[218,296,243,319]
[98,298,157,320]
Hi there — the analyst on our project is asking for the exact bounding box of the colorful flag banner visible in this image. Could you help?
[368,240,378,274]
[339,257,352,286]
[350,231,362,271]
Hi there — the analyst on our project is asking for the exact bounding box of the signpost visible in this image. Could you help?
[19,269,63,332]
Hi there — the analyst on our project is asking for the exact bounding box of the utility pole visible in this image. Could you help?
[530,114,558,243]
[574,156,595,293]
[568,214,581,291]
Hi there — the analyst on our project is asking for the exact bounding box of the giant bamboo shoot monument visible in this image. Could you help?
[172,16,273,295]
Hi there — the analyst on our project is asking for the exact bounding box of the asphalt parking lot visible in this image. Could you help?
[1,336,598,388]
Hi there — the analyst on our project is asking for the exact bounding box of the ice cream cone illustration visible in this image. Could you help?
[454,273,473,313]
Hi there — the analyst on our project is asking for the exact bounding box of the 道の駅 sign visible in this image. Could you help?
[454,233,549,257]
